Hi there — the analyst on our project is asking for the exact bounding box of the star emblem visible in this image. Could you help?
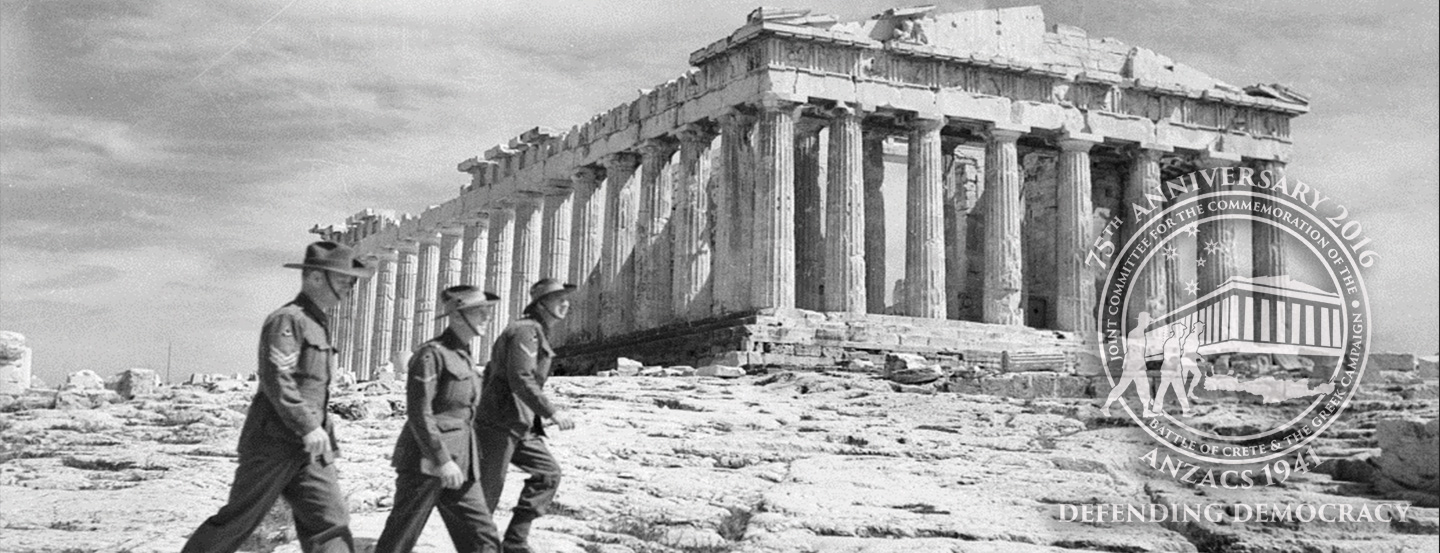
[1185,279,1200,296]
[1160,244,1179,260]
[1182,224,1200,237]
[1196,257,1207,267]
[1202,240,1223,255]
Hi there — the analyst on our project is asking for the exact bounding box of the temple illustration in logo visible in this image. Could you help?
[1145,275,1345,360]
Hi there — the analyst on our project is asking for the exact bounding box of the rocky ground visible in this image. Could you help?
[1,371,1437,553]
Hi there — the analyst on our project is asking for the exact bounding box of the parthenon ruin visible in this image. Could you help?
[313,6,1308,379]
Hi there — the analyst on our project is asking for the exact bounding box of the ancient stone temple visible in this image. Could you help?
[313,6,1307,379]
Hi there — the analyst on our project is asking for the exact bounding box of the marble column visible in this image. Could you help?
[673,124,715,319]
[635,138,677,328]
[511,196,543,322]
[482,207,515,362]
[438,226,463,292]
[1126,147,1172,318]
[370,249,398,378]
[862,130,888,314]
[332,294,354,375]
[1198,154,1245,293]
[391,241,418,367]
[794,118,826,311]
[714,108,756,314]
[568,166,606,343]
[600,153,641,336]
[752,95,799,310]
[1251,159,1288,279]
[824,105,866,313]
[350,265,376,380]
[540,183,573,282]
[413,232,442,342]
[1056,135,1100,333]
[905,115,947,319]
[460,215,490,359]
[982,128,1025,325]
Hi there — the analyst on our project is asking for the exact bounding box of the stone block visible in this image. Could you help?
[839,359,876,373]
[883,353,944,385]
[115,368,161,400]
[1418,356,1438,380]
[979,373,1036,399]
[615,357,643,371]
[1002,350,1067,373]
[1374,418,1439,494]
[1067,351,1105,376]
[1369,353,1418,372]
[0,331,32,395]
[64,370,105,391]
[695,365,745,378]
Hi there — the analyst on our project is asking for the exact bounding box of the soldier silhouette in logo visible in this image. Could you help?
[1101,311,1157,417]
[1181,321,1207,400]
[1153,322,1194,417]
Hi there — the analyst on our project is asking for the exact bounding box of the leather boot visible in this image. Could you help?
[502,513,536,552]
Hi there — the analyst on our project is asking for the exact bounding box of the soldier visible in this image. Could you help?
[476,278,577,553]
[374,285,503,553]
[183,241,370,553]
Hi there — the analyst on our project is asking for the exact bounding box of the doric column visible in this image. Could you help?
[511,195,543,322]
[904,115,947,319]
[460,215,490,359]
[714,108,756,314]
[862,129,888,314]
[1126,147,1172,318]
[1198,153,1245,293]
[350,262,376,380]
[794,117,826,311]
[752,94,800,309]
[635,137,677,329]
[568,166,606,343]
[540,183,573,282]
[439,226,464,292]
[391,240,418,366]
[1056,134,1101,333]
[482,207,514,362]
[824,105,866,313]
[600,153,641,336]
[673,123,716,319]
[982,127,1025,325]
[413,232,442,342]
[370,249,398,377]
[1251,159,1288,279]
[332,293,355,374]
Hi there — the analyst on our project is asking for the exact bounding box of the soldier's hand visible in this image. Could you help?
[438,460,464,489]
[302,427,331,458]
[549,412,576,431]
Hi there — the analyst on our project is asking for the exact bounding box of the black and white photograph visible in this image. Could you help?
[2,1,1437,551]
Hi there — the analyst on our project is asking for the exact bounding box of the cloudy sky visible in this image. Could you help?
[2,0,1436,383]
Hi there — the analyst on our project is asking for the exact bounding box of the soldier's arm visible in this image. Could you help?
[258,313,321,437]
[505,327,557,419]
[406,347,452,467]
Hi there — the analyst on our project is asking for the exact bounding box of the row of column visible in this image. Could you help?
[329,97,1286,380]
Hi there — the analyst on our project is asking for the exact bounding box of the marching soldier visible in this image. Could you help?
[374,285,503,553]
[476,278,577,553]
[183,241,370,553]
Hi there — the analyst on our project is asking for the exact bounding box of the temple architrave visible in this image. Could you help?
[312,6,1309,379]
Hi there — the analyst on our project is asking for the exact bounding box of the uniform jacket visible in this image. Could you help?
[477,316,557,438]
[391,328,483,480]
[237,293,339,461]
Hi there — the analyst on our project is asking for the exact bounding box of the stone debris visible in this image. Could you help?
[694,365,744,378]
[1371,353,1420,372]
[115,368,161,400]
[0,331,33,395]
[63,370,105,391]
[1374,418,1440,506]
[883,353,944,384]
[1419,356,1438,380]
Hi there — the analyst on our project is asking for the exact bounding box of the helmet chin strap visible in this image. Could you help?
[458,310,484,338]
[323,272,346,303]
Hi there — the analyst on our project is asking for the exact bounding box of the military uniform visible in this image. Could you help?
[476,315,563,550]
[183,293,353,553]
[374,328,500,553]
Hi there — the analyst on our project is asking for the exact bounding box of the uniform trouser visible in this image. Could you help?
[373,470,500,553]
[182,452,352,553]
[476,427,561,544]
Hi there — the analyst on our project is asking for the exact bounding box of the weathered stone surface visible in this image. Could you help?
[1419,356,1438,380]
[330,395,398,421]
[64,370,105,391]
[884,353,944,384]
[116,368,161,400]
[0,331,32,395]
[1371,353,1419,372]
[1374,418,1439,496]
[695,365,744,378]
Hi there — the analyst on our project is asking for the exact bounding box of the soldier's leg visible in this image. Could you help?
[282,458,354,553]
[181,454,303,553]
[435,480,502,553]
[372,471,444,553]
[477,426,517,512]
[501,434,562,547]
